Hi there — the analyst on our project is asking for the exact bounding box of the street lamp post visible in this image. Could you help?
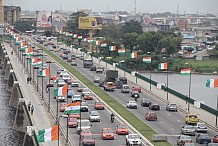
[58,115,69,146]
[216,96,218,127]
[185,63,192,112]
[79,101,82,146]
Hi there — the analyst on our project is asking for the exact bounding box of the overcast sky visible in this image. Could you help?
[4,0,218,14]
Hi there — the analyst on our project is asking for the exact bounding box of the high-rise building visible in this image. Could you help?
[0,0,4,23]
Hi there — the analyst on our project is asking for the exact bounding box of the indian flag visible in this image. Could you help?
[109,46,116,51]
[37,125,58,142]
[130,52,137,59]
[64,102,80,115]
[30,57,38,64]
[66,102,80,107]
[24,47,34,56]
[95,40,100,46]
[87,38,94,42]
[78,36,82,39]
[158,62,168,70]
[101,42,107,47]
[206,79,218,88]
[118,48,125,54]
[54,85,67,96]
[73,34,78,38]
[32,60,42,66]
[39,68,50,76]
[181,68,191,76]
[16,37,22,44]
[21,41,28,50]
[143,57,151,63]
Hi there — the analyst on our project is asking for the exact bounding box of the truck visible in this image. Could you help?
[103,70,118,91]
[185,114,199,125]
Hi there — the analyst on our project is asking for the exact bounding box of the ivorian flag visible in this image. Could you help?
[73,34,78,38]
[181,68,191,76]
[95,40,100,46]
[206,79,218,88]
[64,102,80,115]
[37,125,58,142]
[32,60,42,66]
[16,37,22,44]
[158,62,168,70]
[118,48,125,54]
[143,57,151,63]
[24,47,34,56]
[130,52,137,59]
[30,57,38,64]
[109,46,116,51]
[54,84,67,96]
[20,41,27,50]
[101,42,107,47]
[39,68,50,76]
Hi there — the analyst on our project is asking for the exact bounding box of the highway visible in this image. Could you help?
[26,36,217,146]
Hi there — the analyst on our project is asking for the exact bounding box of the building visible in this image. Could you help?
[177,19,188,31]
[0,0,3,23]
[3,6,21,24]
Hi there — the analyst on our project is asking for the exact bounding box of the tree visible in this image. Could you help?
[122,32,139,52]
[14,20,35,33]
[101,24,123,43]
[121,20,143,34]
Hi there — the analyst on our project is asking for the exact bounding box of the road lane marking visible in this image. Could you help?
[177,120,180,122]
[170,128,174,131]
[160,121,164,123]
[167,113,170,116]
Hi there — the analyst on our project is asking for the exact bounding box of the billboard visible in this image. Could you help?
[78,17,102,30]
[37,11,52,28]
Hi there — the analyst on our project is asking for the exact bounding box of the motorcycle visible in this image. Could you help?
[134,95,138,102]
[111,115,115,123]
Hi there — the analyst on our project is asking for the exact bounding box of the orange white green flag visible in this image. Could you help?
[130,52,137,58]
[109,46,116,51]
[37,125,58,142]
[181,68,191,76]
[143,57,151,63]
[158,62,168,70]
[39,68,50,76]
[54,84,67,96]
[64,102,80,114]
[206,78,218,88]
[118,48,125,54]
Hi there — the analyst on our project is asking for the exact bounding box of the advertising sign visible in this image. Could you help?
[37,11,52,28]
[78,17,102,30]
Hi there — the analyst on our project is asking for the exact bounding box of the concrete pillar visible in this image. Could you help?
[7,70,15,92]
[13,98,28,132]
[22,126,34,146]
[4,61,12,80]
[9,81,20,107]
[2,55,9,72]
[1,50,6,67]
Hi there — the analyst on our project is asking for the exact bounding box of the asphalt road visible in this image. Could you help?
[28,37,217,146]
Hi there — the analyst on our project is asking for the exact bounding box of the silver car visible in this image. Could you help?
[89,111,100,122]
[177,135,192,146]
[195,122,207,133]
[166,103,177,112]
[181,125,196,136]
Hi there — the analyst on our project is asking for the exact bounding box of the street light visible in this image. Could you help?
[146,52,152,91]
[58,115,69,146]
[185,62,192,112]
[34,66,40,91]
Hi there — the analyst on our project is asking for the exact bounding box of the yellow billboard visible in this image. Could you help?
[78,17,102,30]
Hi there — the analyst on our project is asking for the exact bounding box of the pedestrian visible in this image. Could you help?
[11,51,13,55]
[31,105,34,115]
[186,95,188,104]
[28,102,31,111]
[29,76,32,84]
[46,86,49,93]
[27,77,29,84]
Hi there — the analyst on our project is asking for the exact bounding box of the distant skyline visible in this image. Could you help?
[3,0,218,15]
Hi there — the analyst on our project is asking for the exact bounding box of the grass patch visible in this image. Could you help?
[39,45,172,146]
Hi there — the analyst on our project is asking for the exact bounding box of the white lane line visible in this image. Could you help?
[160,121,164,123]
[171,128,174,131]
[177,120,181,122]
[167,113,170,116]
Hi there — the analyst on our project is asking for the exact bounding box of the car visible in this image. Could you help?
[57,68,64,74]
[185,114,199,125]
[77,86,86,92]
[77,120,92,134]
[89,111,100,122]
[181,125,196,136]
[84,95,94,100]
[116,124,129,135]
[121,84,130,93]
[145,112,157,121]
[195,122,207,133]
[132,86,141,93]
[50,75,57,80]
[119,77,127,84]
[93,76,101,83]
[115,80,123,89]
[127,101,137,109]
[69,113,80,119]
[71,80,80,87]
[71,61,77,66]
[101,128,114,140]
[68,118,78,128]
[208,143,218,146]
[90,65,96,71]
[67,58,72,62]
[126,134,142,146]
[196,133,211,144]
[131,90,140,98]
[80,128,92,137]
[149,103,160,110]
[46,81,54,88]
[71,55,76,60]
[98,80,105,87]
[60,70,67,77]
[57,80,66,87]
[177,135,192,146]
[56,96,66,102]
[62,74,71,82]
[72,95,82,103]
[62,55,68,60]
[213,135,218,143]
[67,89,74,98]
[94,102,105,110]
[96,67,104,73]
[141,98,152,107]
[81,133,95,146]
[82,88,91,97]
[81,101,89,112]
[166,103,177,112]
[59,103,68,112]
[184,143,195,146]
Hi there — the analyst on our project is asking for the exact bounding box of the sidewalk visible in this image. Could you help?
[3,42,62,146]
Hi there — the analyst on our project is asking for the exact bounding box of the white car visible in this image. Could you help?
[77,119,92,134]
[126,134,142,146]
[89,111,100,122]
[62,74,71,82]
[82,88,91,96]
[71,80,80,87]
[56,96,66,102]
[57,80,66,87]
[121,85,130,93]
[195,122,207,133]
[60,70,68,77]
[127,101,137,109]
[72,94,82,103]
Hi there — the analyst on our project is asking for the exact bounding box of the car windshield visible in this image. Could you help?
[180,135,191,140]
[83,135,93,139]
[95,76,100,79]
[83,89,90,92]
[73,80,79,83]
[118,124,127,129]
[91,111,99,116]
[149,113,157,117]
[74,95,81,98]
[96,102,103,105]
[129,135,139,139]
[186,126,195,129]
[170,104,176,107]
[198,123,206,127]
[123,86,129,89]
[58,80,65,84]
[81,128,91,133]
[80,121,91,127]
[189,115,197,118]
[69,119,77,122]
[103,129,112,133]
[81,102,87,106]
[200,134,210,139]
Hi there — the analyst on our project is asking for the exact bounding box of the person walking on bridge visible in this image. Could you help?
[31,105,34,115]
[28,102,31,111]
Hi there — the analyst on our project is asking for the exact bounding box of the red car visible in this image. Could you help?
[101,128,114,140]
[77,86,86,92]
[116,124,129,135]
[80,128,92,137]
[95,102,105,110]
[132,86,142,93]
[67,79,74,85]
[84,95,94,100]
[59,103,68,112]
[82,133,95,146]
[50,75,57,80]
[145,112,157,121]
[213,135,218,143]
[69,113,80,119]
[68,118,78,128]
[46,81,54,88]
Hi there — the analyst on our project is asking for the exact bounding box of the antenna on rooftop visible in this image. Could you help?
[134,0,137,15]
[176,3,179,17]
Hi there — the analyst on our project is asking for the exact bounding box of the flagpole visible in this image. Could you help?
[167,66,169,101]
[216,96,218,127]
[48,62,51,111]
[188,69,191,112]
[41,51,44,100]
[79,101,81,146]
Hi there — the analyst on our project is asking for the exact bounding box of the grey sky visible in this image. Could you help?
[4,0,218,14]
